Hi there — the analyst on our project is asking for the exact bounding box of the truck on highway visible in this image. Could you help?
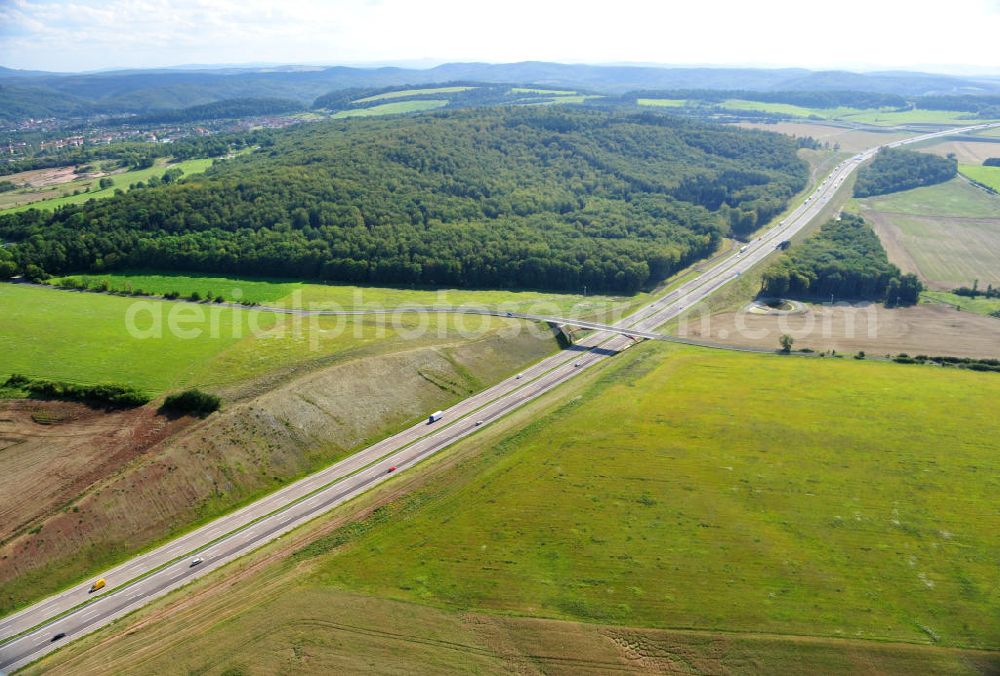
[89,578,106,593]
[428,411,444,423]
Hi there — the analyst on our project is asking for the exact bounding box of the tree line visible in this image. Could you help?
[760,214,922,305]
[853,148,956,197]
[0,108,806,294]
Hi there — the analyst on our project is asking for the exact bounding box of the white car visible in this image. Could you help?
[190,557,204,567]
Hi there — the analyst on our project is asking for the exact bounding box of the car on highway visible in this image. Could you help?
[515,373,523,379]
[89,578,105,593]
[50,633,66,642]
[505,312,513,317]
[475,420,484,426]
[388,466,397,473]
[574,361,581,367]
[190,557,203,567]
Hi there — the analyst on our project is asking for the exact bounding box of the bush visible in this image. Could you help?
[160,389,221,417]
[3,374,149,407]
[164,290,180,300]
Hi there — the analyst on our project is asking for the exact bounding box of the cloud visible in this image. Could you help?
[1,0,998,72]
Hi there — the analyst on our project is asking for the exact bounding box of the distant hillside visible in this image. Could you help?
[0,107,808,293]
[3,62,1000,122]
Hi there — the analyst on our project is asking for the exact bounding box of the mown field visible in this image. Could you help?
[28,342,1000,674]
[0,157,213,213]
[0,283,547,395]
[45,272,645,319]
[858,178,1000,289]
[332,99,449,118]
[736,121,912,153]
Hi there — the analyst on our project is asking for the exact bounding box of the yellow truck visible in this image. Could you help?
[89,578,106,593]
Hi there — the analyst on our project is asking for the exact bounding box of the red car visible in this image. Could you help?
[388,466,397,473]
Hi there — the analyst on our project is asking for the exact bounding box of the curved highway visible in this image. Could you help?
[1,121,996,673]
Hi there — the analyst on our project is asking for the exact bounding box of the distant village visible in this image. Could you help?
[1,113,307,159]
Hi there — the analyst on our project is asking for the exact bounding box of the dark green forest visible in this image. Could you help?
[0,108,807,293]
[760,214,922,304]
[853,148,956,198]
[124,98,304,125]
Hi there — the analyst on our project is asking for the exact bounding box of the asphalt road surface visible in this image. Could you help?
[1,121,996,673]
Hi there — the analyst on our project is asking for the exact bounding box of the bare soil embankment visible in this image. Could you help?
[0,329,553,614]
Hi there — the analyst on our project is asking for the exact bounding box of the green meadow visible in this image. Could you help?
[0,284,520,394]
[0,158,214,214]
[309,343,1000,649]
[47,272,645,318]
[922,291,1000,316]
[960,164,1000,192]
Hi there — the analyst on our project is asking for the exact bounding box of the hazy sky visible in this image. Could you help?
[2,0,1000,73]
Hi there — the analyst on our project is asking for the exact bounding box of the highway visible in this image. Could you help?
[1,120,996,673]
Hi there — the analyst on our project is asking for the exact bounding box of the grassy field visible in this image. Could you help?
[858,177,1000,218]
[0,158,213,213]
[308,343,1000,648]
[29,585,999,675]
[28,342,1000,673]
[858,178,1000,289]
[0,281,559,615]
[721,99,870,119]
[841,109,985,127]
[959,164,1000,192]
[922,291,1000,316]
[353,86,475,103]
[46,272,646,319]
[0,283,536,395]
[332,99,449,118]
